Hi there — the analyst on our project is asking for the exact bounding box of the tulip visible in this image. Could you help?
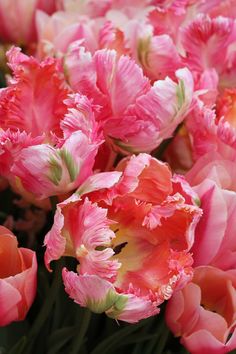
[44,153,201,322]
[166,266,236,354]
[65,46,194,154]
[186,152,236,270]
[0,226,37,326]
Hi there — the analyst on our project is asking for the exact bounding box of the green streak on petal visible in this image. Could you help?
[105,294,128,319]
[176,79,185,109]
[110,136,138,154]
[60,149,78,182]
[86,289,120,314]
[114,295,128,311]
[49,157,63,186]
[137,37,151,68]
[194,197,201,207]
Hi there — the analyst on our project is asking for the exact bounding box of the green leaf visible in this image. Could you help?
[8,337,27,354]
[91,318,150,354]
[47,327,76,354]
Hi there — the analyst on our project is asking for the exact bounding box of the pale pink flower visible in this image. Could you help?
[0,0,57,45]
[36,10,100,59]
[166,266,236,354]
[0,226,37,326]
[44,153,201,322]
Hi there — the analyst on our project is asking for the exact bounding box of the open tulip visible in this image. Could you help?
[0,226,37,326]
[186,152,236,270]
[166,266,236,354]
[44,153,201,323]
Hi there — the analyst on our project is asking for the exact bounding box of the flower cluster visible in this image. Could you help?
[1,1,236,353]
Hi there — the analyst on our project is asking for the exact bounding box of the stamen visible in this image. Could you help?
[113,242,128,255]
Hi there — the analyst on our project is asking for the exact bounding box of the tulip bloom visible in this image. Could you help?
[65,46,194,154]
[186,152,236,270]
[36,10,99,59]
[166,266,236,354]
[0,0,57,45]
[0,47,102,201]
[0,226,37,326]
[181,14,236,87]
[44,153,201,323]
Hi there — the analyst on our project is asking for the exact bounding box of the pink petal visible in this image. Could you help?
[106,293,159,323]
[44,203,67,270]
[182,329,229,354]
[62,270,120,313]
[64,197,120,280]
[181,14,235,73]
[0,47,69,139]
[0,280,21,326]
[94,49,150,116]
[5,249,37,320]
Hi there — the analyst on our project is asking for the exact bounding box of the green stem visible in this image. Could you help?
[70,308,91,354]
[156,324,169,354]
[145,317,166,354]
[24,259,64,354]
[91,319,149,354]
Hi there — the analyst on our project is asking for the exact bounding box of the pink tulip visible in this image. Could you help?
[65,46,194,154]
[166,266,236,354]
[0,47,69,141]
[186,152,236,270]
[106,17,182,81]
[182,99,236,166]
[44,153,201,323]
[181,14,236,87]
[11,128,101,199]
[0,226,37,326]
[0,47,102,200]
